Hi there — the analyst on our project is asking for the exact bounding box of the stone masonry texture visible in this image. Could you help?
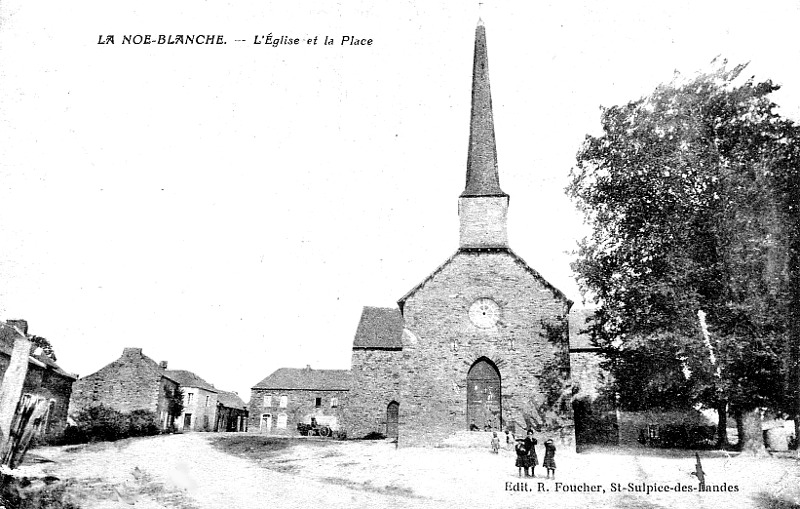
[69,348,179,428]
[397,250,572,447]
[249,389,348,435]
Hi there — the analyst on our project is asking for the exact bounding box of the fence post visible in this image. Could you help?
[0,325,31,464]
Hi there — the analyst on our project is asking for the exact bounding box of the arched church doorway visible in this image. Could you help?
[386,401,399,438]
[467,358,501,431]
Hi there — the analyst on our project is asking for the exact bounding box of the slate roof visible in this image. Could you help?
[398,248,572,308]
[252,367,351,391]
[352,306,404,349]
[216,390,247,410]
[569,308,599,351]
[80,347,178,383]
[0,325,77,380]
[164,369,218,392]
[462,23,506,198]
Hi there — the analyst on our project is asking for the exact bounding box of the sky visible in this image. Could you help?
[1,0,799,399]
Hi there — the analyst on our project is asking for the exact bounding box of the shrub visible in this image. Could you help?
[126,409,160,437]
[61,405,161,444]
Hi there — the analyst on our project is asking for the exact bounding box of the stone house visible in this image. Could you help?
[249,367,350,435]
[215,391,248,432]
[343,22,573,447]
[164,369,218,431]
[68,347,180,430]
[0,320,76,439]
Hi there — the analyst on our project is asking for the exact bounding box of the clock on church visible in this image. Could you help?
[469,298,500,328]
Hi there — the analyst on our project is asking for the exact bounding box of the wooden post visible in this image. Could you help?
[0,325,31,463]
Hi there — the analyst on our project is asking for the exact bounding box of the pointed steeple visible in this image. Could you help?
[462,21,506,198]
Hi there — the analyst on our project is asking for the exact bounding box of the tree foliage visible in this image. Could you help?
[567,63,800,448]
[28,335,57,362]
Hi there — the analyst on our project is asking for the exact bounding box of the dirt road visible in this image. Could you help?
[19,433,800,509]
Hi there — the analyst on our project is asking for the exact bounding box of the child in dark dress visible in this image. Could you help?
[524,429,538,478]
[543,439,556,479]
[514,439,528,477]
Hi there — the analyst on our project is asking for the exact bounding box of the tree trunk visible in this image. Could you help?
[739,409,768,456]
[716,401,728,449]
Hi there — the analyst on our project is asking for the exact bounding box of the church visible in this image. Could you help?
[250,21,579,447]
[342,20,574,447]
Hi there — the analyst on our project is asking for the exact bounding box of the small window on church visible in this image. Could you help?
[315,397,322,408]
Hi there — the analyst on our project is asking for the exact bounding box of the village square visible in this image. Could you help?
[2,1,800,508]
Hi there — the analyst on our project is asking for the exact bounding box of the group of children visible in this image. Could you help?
[490,429,556,479]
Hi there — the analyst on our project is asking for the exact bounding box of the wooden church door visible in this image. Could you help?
[386,401,399,438]
[467,358,501,430]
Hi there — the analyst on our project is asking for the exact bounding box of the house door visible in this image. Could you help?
[386,401,399,438]
[466,358,501,430]
[183,413,192,429]
[261,413,272,433]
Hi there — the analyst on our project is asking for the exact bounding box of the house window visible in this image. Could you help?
[205,395,210,408]
[279,395,288,408]
[186,392,194,405]
[330,397,338,408]
[315,397,322,408]
[277,413,288,429]
[263,395,272,407]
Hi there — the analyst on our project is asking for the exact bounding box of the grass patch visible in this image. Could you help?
[319,477,419,498]
[209,435,338,461]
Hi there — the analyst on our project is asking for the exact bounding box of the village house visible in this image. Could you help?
[68,347,180,430]
[215,391,248,432]
[249,366,350,435]
[0,320,76,439]
[164,369,218,431]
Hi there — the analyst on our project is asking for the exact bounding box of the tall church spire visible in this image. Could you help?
[458,21,509,249]
[462,21,506,198]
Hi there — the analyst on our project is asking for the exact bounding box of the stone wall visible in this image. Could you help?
[249,388,348,435]
[459,196,509,248]
[69,348,170,422]
[570,351,606,401]
[399,251,572,447]
[344,348,403,438]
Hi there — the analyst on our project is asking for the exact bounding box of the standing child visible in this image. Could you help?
[514,439,528,477]
[524,429,538,478]
[543,439,556,479]
[490,432,500,454]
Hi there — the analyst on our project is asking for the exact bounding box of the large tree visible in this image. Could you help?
[567,63,800,454]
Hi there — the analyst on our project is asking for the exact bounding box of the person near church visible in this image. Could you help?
[543,438,556,479]
[524,429,538,477]
[514,439,529,477]
[490,432,500,454]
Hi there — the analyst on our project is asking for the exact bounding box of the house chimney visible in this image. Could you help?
[306,364,311,371]
[159,361,168,369]
[122,347,143,357]
[6,319,28,336]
